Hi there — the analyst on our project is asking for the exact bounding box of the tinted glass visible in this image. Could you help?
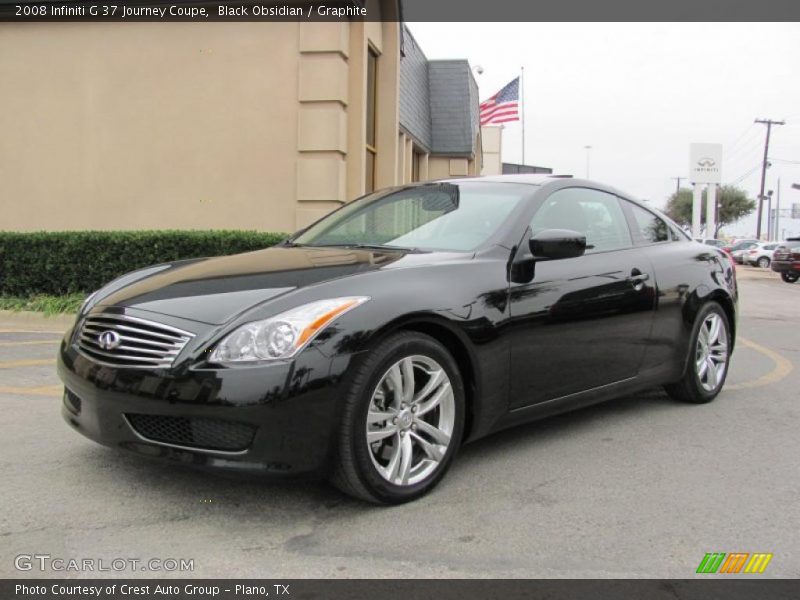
[530,187,632,253]
[293,183,526,252]
[628,203,670,243]
[669,225,689,241]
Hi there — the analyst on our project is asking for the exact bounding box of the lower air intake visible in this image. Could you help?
[125,414,256,452]
[64,388,82,415]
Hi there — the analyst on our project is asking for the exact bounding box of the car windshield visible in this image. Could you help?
[291,182,528,252]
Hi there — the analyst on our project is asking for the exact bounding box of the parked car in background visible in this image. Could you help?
[723,238,761,252]
[744,242,780,268]
[695,238,728,251]
[728,241,760,264]
[771,239,800,283]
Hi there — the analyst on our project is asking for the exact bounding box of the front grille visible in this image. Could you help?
[125,414,256,452]
[76,313,194,369]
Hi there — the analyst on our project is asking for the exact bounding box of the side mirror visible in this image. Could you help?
[529,229,586,261]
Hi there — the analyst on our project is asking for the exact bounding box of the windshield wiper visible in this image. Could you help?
[310,243,425,253]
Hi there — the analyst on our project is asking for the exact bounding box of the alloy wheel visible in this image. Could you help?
[695,313,729,392]
[757,257,770,268]
[365,355,455,486]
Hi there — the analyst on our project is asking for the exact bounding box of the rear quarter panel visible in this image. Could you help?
[638,240,737,383]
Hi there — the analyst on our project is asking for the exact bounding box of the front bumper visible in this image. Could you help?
[57,337,360,477]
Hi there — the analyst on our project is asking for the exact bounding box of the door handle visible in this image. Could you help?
[628,269,650,291]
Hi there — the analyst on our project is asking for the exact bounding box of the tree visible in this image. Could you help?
[664,185,756,237]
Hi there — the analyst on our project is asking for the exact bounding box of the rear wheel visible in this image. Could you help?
[757,257,770,268]
[331,331,465,504]
[781,272,798,283]
[665,302,731,404]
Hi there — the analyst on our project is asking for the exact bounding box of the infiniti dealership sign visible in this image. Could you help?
[689,143,723,184]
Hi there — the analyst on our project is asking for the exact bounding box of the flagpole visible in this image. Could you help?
[520,66,525,165]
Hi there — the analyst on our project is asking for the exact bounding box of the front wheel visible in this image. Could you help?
[331,331,465,504]
[664,302,731,404]
[757,257,770,268]
[781,272,798,283]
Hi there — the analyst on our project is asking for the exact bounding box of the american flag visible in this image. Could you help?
[479,77,520,126]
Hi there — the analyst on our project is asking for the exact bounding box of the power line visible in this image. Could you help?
[725,132,764,165]
[728,163,761,185]
[754,118,786,239]
[726,123,758,154]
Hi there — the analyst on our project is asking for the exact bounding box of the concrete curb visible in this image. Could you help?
[0,310,75,332]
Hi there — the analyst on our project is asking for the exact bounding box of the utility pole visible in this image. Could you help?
[754,118,785,239]
[672,177,684,195]
[774,178,781,240]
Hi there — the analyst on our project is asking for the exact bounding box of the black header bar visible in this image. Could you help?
[2,0,799,21]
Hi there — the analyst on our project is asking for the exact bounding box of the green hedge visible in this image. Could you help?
[0,230,288,297]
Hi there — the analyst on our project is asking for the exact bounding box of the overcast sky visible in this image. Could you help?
[408,22,800,238]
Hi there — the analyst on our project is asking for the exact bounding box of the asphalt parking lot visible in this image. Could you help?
[1,266,797,579]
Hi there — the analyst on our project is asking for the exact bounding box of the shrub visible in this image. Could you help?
[0,230,287,297]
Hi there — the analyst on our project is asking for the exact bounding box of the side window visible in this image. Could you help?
[628,203,670,244]
[530,187,632,253]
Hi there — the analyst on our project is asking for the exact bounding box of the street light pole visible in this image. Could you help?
[775,178,781,240]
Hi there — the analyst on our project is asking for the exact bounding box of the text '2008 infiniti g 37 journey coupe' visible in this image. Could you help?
[58,175,737,504]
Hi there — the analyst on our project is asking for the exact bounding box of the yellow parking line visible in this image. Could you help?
[0,385,62,397]
[728,336,793,391]
[0,358,55,369]
[0,329,64,334]
[0,340,61,347]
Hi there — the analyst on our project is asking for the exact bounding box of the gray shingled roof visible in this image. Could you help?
[399,27,478,156]
[398,28,433,151]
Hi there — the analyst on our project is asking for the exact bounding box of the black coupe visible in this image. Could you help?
[58,175,737,504]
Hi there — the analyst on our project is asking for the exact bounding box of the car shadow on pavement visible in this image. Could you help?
[71,386,681,512]
[459,386,677,460]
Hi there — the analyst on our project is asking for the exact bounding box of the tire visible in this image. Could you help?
[664,301,731,404]
[330,331,465,504]
[781,272,798,283]
[757,257,770,268]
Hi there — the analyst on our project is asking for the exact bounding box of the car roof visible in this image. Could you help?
[437,174,678,219]
[443,174,575,186]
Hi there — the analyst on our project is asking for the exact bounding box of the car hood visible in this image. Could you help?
[96,245,453,325]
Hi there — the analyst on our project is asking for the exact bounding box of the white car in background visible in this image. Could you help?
[728,241,759,264]
[744,242,780,268]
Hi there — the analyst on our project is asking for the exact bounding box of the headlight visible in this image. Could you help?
[209,297,369,364]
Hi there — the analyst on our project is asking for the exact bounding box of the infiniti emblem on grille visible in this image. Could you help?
[98,330,121,350]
